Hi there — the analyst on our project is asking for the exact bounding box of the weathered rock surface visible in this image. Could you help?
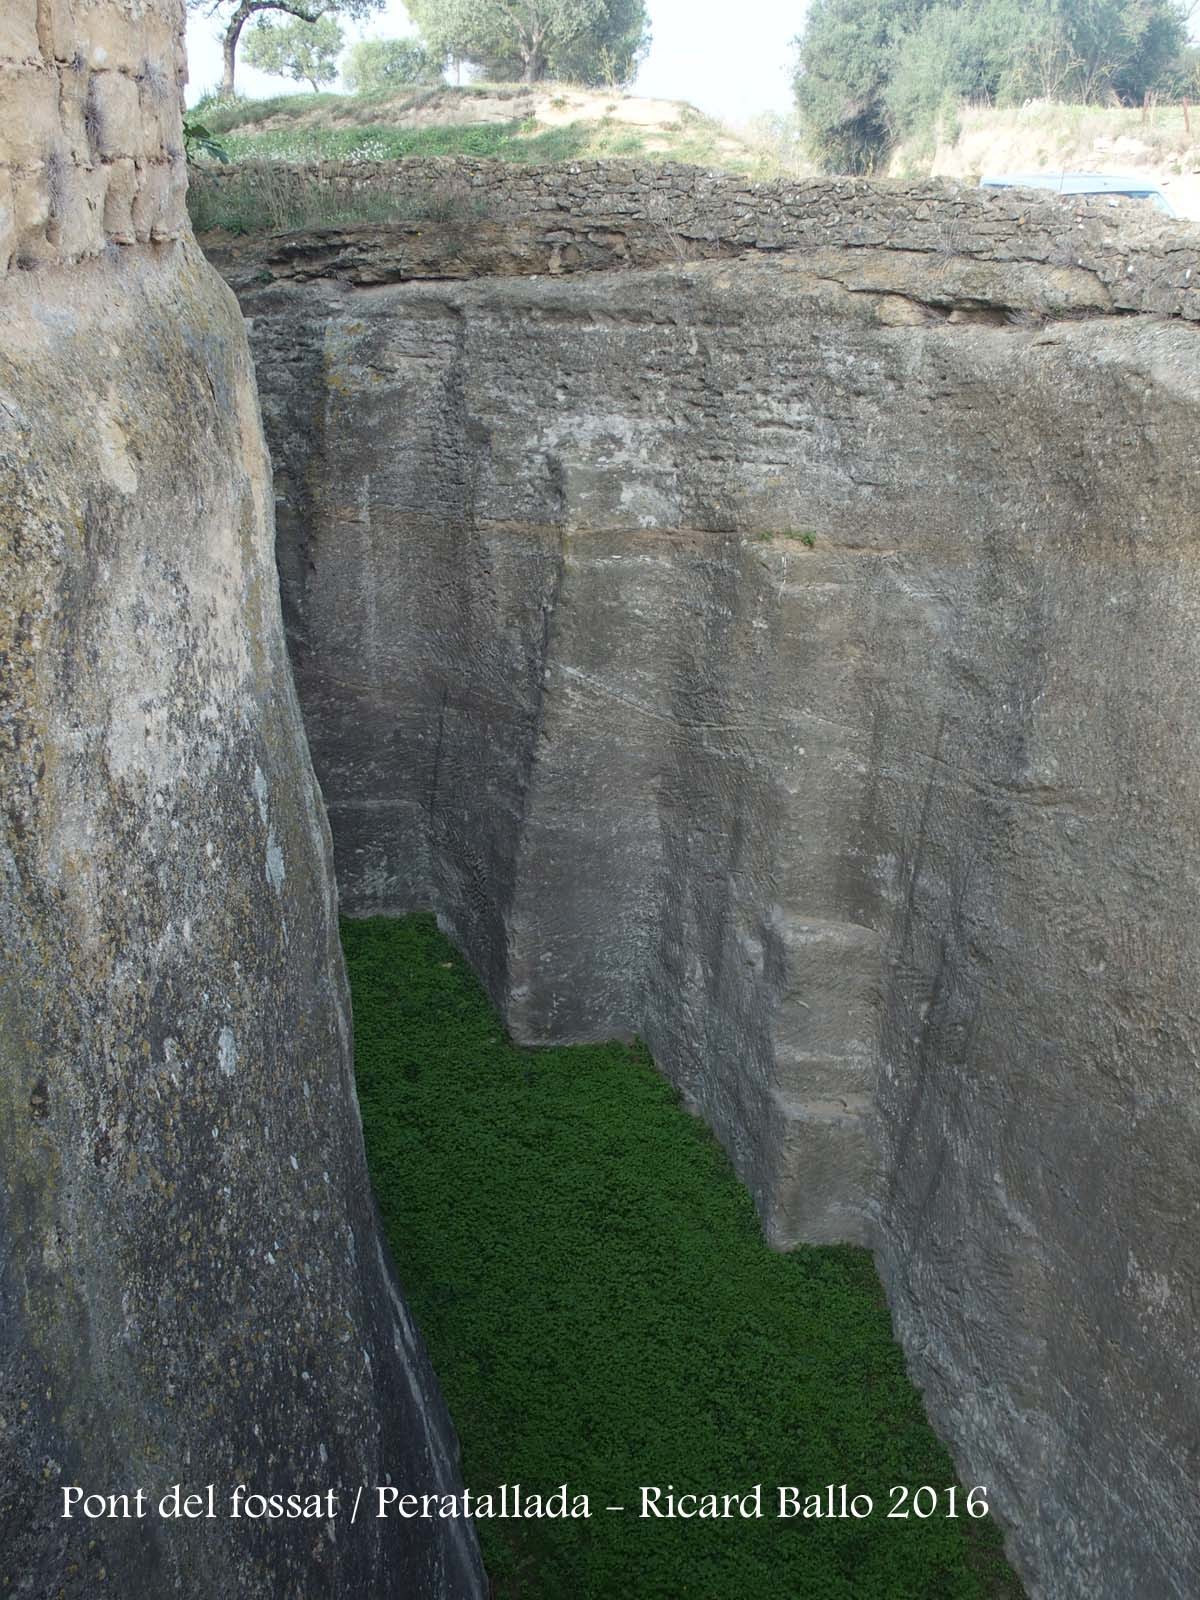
[221,180,1200,1600]
[0,7,483,1596]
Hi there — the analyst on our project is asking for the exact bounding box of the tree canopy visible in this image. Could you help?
[188,0,381,96]
[343,36,446,92]
[793,0,1190,173]
[242,14,345,90]
[537,0,650,85]
[406,0,650,85]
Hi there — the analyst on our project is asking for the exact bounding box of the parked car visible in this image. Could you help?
[979,172,1176,215]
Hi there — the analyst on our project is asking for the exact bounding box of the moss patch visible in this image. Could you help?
[345,914,1022,1600]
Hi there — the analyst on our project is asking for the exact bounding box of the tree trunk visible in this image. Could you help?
[521,27,546,83]
[221,22,241,97]
[220,0,260,98]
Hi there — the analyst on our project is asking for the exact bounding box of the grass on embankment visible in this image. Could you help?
[185,84,814,234]
[194,84,740,167]
[344,914,1022,1600]
[211,115,655,164]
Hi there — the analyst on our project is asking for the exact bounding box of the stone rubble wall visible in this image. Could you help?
[193,156,1200,316]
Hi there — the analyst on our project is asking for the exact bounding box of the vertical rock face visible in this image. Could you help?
[223,206,1200,1600]
[0,8,483,1596]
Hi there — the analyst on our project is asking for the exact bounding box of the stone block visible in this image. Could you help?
[88,68,143,159]
[138,66,181,157]
[0,65,62,165]
[155,154,186,239]
[36,0,74,63]
[762,1087,879,1248]
[70,0,177,72]
[130,156,184,242]
[0,171,15,273]
[50,156,107,259]
[0,0,40,62]
[57,62,91,159]
[9,166,52,264]
[101,155,137,243]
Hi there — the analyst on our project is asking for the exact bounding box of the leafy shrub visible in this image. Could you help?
[182,115,229,163]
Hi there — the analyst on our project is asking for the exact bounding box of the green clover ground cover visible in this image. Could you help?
[344,914,1021,1600]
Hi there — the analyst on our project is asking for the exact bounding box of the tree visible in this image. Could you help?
[794,0,1188,174]
[188,0,381,98]
[793,0,934,172]
[406,0,649,85]
[991,0,1185,101]
[343,36,446,92]
[1060,0,1185,102]
[1155,39,1200,97]
[884,0,1025,150]
[242,14,344,90]
[544,0,650,85]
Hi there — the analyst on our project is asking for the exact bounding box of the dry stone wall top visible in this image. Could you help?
[194,157,1200,319]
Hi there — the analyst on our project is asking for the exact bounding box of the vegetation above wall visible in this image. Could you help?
[405,0,651,87]
[183,82,812,234]
[793,0,1193,173]
[886,97,1200,216]
[188,82,768,169]
[343,914,1023,1599]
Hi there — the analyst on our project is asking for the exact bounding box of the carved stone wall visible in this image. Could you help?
[217,190,1200,1599]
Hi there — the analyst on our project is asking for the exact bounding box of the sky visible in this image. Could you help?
[185,0,804,124]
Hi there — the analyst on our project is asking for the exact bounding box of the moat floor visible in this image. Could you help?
[344,914,1021,1600]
